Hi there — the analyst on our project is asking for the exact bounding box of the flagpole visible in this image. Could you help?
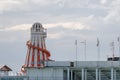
[85,40,86,61]
[97,38,100,67]
[118,37,120,66]
[112,41,114,61]
[112,41,114,67]
[97,43,100,67]
[84,40,87,68]
[81,40,87,61]
[75,40,78,67]
[118,38,120,65]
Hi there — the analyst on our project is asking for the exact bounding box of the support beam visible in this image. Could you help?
[67,68,70,80]
[85,69,87,80]
[82,68,85,80]
[74,71,77,80]
[53,69,56,80]
[99,69,101,80]
[111,68,114,80]
[114,69,116,80]
[96,68,98,80]
[71,70,73,80]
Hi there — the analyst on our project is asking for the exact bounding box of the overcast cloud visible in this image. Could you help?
[0,0,120,72]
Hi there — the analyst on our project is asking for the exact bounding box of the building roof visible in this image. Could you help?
[45,61,120,68]
[0,65,12,71]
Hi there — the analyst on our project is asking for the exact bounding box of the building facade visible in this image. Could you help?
[26,61,120,80]
[0,65,12,76]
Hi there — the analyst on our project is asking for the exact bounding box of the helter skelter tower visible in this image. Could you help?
[24,23,51,68]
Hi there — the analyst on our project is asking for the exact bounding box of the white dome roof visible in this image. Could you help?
[32,22,43,29]
[31,22,44,32]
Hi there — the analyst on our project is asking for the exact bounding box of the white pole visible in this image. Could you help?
[118,41,120,66]
[97,38,100,67]
[114,69,116,80]
[67,68,70,80]
[97,46,100,67]
[85,69,87,80]
[118,37,120,66]
[53,69,56,80]
[82,68,84,80]
[113,42,115,61]
[75,40,78,67]
[119,39,120,65]
[96,68,98,80]
[99,69,101,80]
[81,40,87,61]
[110,41,114,61]
[111,68,114,80]
[71,70,73,80]
[75,71,77,80]
[84,40,86,61]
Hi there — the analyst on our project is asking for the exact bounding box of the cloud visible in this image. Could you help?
[0,0,65,13]
[104,0,120,23]
[48,32,64,39]
[100,0,107,4]
[0,0,23,13]
[0,22,91,31]
[0,24,31,31]
[44,22,92,30]
[0,0,107,14]
[0,22,92,40]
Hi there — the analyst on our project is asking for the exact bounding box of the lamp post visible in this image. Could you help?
[81,40,87,61]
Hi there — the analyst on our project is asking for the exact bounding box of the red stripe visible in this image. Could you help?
[27,47,31,67]
[31,48,35,67]
[37,47,41,67]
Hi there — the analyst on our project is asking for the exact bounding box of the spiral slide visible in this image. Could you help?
[26,41,51,58]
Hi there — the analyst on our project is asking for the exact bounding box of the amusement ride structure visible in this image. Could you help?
[23,23,51,68]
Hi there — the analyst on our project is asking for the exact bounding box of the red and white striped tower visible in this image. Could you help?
[24,23,51,68]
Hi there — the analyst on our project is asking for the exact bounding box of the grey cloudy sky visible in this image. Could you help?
[0,0,120,72]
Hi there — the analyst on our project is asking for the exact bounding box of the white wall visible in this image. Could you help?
[26,67,64,80]
[0,71,9,76]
